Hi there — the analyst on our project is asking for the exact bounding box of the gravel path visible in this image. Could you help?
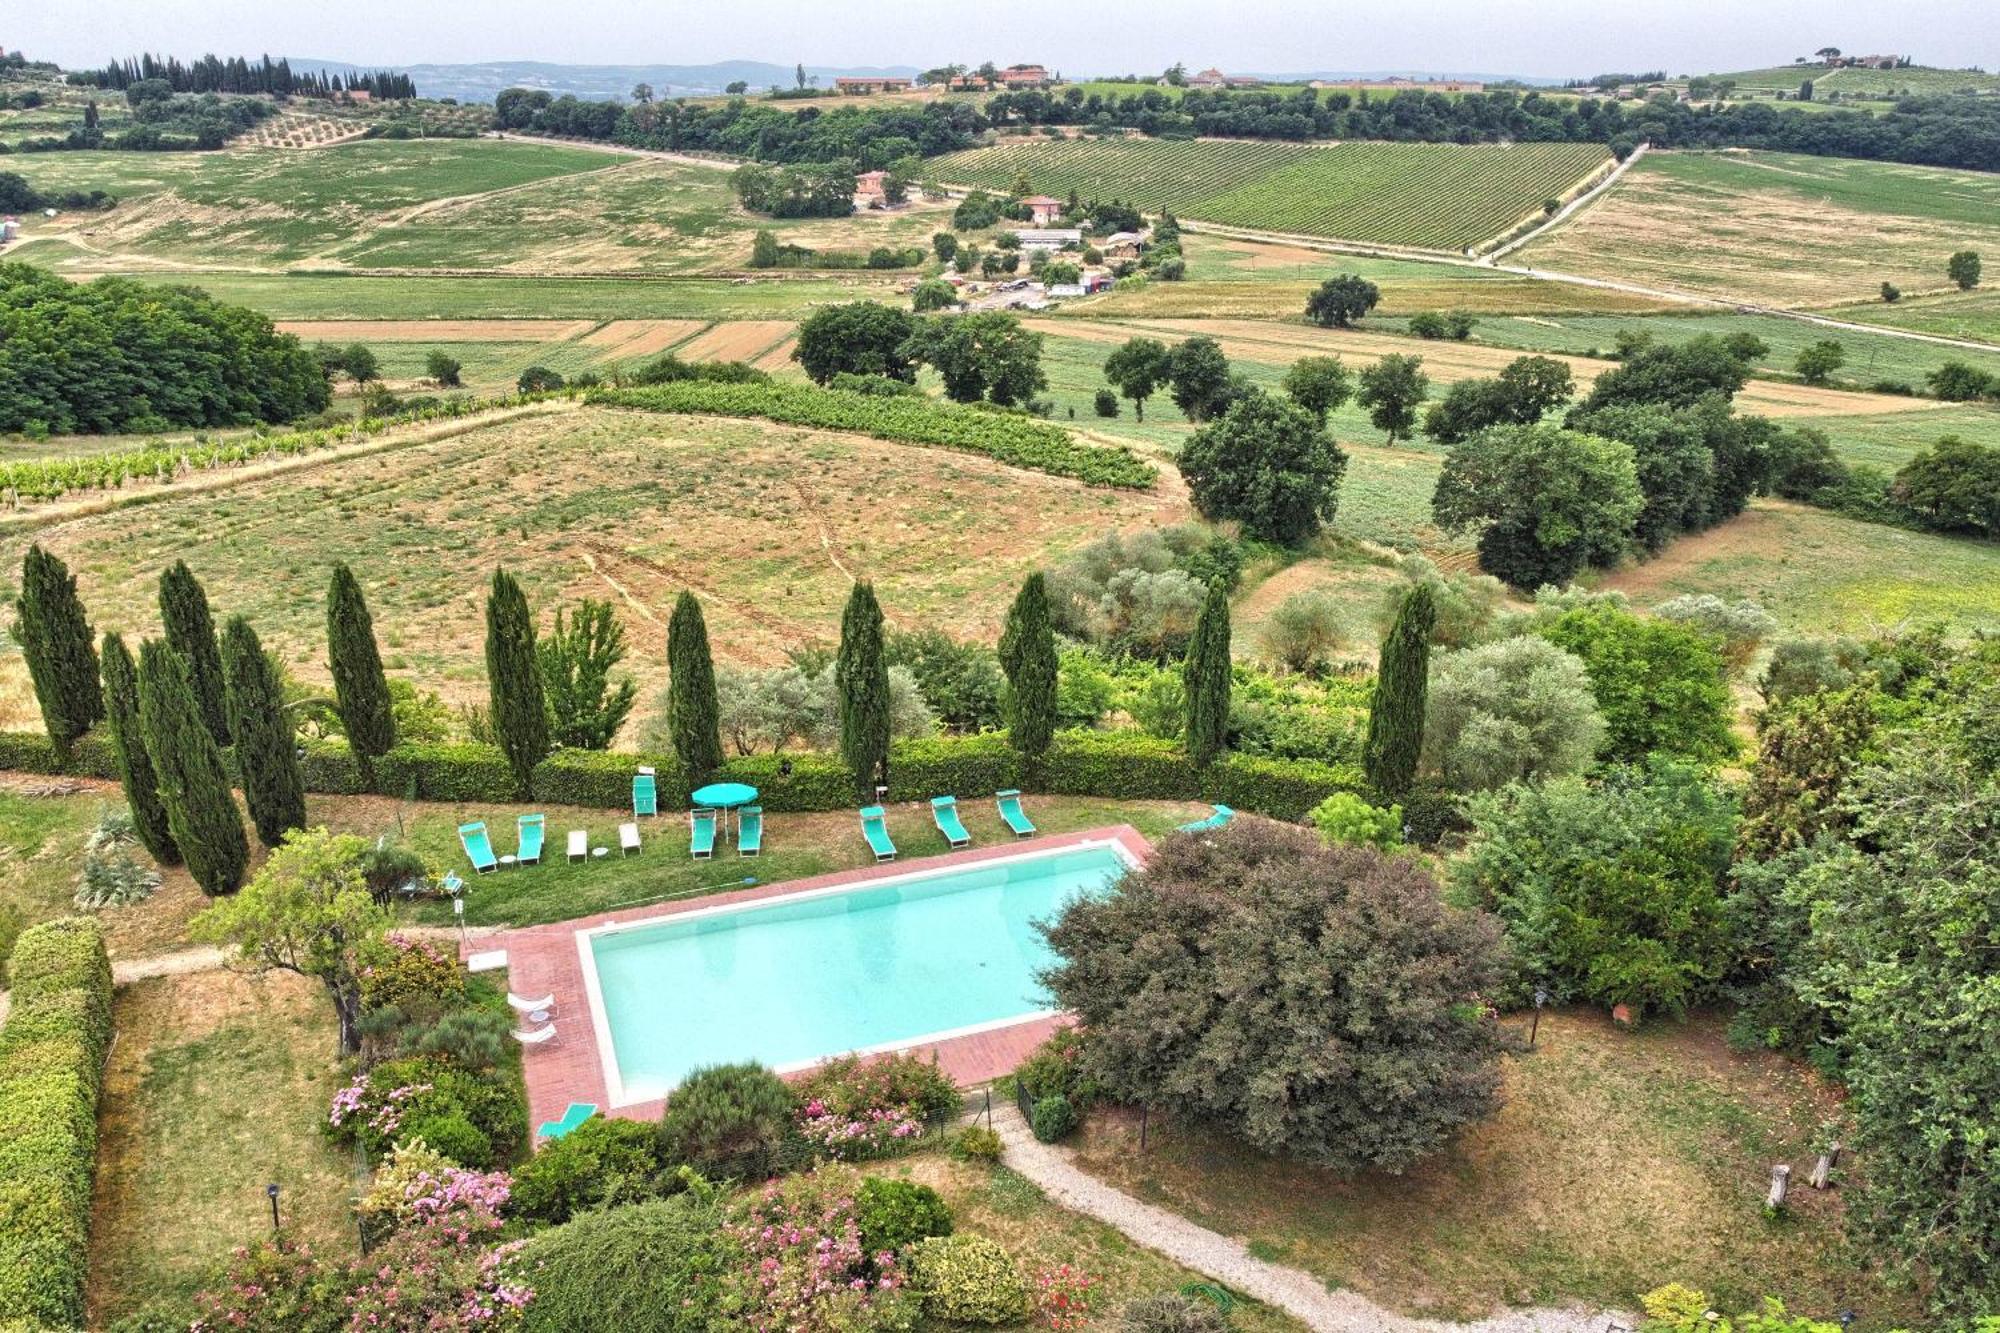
[995,1105,1626,1333]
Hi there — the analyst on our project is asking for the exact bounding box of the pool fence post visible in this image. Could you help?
[1140,1105,1149,1152]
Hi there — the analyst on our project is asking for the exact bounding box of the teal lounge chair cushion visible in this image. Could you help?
[738,806,763,855]
[458,821,497,871]
[860,805,896,859]
[537,1102,599,1140]
[996,789,1035,837]
[931,795,971,847]
[690,810,718,858]
[517,814,545,863]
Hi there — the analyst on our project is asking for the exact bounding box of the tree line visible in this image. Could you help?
[74,53,416,100]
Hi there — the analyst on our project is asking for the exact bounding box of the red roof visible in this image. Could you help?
[1021,195,1062,207]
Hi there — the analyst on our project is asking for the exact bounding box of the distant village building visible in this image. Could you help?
[1310,76,1486,93]
[835,76,914,94]
[854,170,889,205]
[343,88,372,103]
[1013,227,1082,250]
[1186,68,1264,89]
[1020,194,1063,225]
[997,64,1051,87]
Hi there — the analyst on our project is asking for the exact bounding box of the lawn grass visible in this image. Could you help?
[1826,288,2000,345]
[1069,1010,1924,1325]
[86,968,361,1327]
[1518,149,2000,308]
[367,795,1206,929]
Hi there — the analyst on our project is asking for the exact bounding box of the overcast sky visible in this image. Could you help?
[12,0,1998,80]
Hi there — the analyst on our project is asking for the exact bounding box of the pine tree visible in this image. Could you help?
[100,632,179,865]
[1364,583,1436,798]
[14,545,104,756]
[666,591,724,780]
[222,616,306,847]
[1182,580,1233,769]
[999,572,1059,765]
[158,560,229,746]
[137,639,248,896]
[485,569,548,799]
[326,562,396,782]
[835,582,891,799]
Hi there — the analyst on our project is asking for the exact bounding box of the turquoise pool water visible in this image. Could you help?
[585,843,1130,1101]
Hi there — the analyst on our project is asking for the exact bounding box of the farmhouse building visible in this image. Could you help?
[835,76,914,94]
[1021,194,1064,224]
[1013,227,1082,250]
[998,65,1051,87]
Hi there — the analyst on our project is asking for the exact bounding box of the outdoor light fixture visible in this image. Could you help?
[1838,1312,1857,1330]
[266,1181,281,1232]
[1530,987,1549,1048]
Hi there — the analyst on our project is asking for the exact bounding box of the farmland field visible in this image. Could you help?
[1715,63,2000,97]
[933,138,1613,251]
[1825,288,2000,345]
[1517,149,2000,307]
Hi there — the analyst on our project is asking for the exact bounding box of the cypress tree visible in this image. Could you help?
[835,582,891,799]
[136,639,248,896]
[14,545,104,757]
[1183,580,1233,769]
[666,591,724,780]
[100,631,179,865]
[484,569,548,800]
[999,572,1059,765]
[1364,583,1436,798]
[222,616,306,847]
[326,562,396,782]
[158,560,229,746]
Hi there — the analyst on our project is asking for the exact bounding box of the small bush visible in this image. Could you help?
[658,1061,798,1180]
[508,1114,672,1224]
[855,1176,953,1255]
[949,1125,1003,1162]
[514,1189,740,1333]
[908,1234,1031,1325]
[73,848,160,909]
[1093,388,1120,417]
[1119,1292,1233,1333]
[1031,1094,1079,1142]
[359,934,464,1012]
[1308,791,1403,850]
[1013,1026,1099,1110]
[400,1111,492,1168]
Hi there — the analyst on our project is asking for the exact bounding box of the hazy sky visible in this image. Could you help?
[12,0,1998,79]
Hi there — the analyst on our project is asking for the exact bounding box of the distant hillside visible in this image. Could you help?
[1712,62,2000,96]
[285,58,924,104]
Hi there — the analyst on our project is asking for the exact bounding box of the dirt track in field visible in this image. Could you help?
[276,318,595,341]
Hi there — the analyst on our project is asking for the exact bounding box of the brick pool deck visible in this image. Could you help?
[467,825,1151,1137]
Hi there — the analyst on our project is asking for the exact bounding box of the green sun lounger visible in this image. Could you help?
[1177,804,1235,833]
[536,1102,598,1141]
[996,789,1036,838]
[516,813,545,865]
[632,771,658,817]
[738,806,763,857]
[931,795,971,849]
[458,821,497,874]
[860,805,896,862]
[689,809,718,860]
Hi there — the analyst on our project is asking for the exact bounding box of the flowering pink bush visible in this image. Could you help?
[792,1052,956,1161]
[342,1228,531,1331]
[359,1139,513,1242]
[729,1166,918,1332]
[191,1238,340,1332]
[1034,1263,1098,1331]
[797,1098,925,1160]
[328,1071,434,1140]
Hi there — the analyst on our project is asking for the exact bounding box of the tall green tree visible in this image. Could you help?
[666,591,724,779]
[1182,581,1232,768]
[14,544,103,756]
[1102,337,1172,421]
[325,562,396,782]
[1363,583,1435,798]
[835,582,892,797]
[158,560,229,746]
[100,631,178,865]
[485,569,549,799]
[1946,249,1981,291]
[1355,354,1430,445]
[539,599,638,750]
[1177,389,1348,547]
[221,616,306,847]
[999,572,1059,764]
[136,639,248,896]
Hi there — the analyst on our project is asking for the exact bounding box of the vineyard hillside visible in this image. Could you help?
[932,138,1613,251]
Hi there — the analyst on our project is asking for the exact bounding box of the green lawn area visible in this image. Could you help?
[1070,1010,1925,1325]
[1826,288,2000,345]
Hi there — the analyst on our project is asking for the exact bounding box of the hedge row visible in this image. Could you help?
[0,728,1363,825]
[0,918,113,1328]
[589,382,1158,489]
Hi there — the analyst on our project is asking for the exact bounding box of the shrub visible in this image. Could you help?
[73,847,160,909]
[509,1113,672,1224]
[1012,1026,1099,1110]
[1031,1094,1079,1142]
[399,1111,491,1167]
[1120,1292,1233,1333]
[731,1167,918,1330]
[1035,1264,1098,1331]
[513,1188,741,1333]
[1093,387,1120,417]
[907,1234,1031,1325]
[325,1056,523,1166]
[1044,823,1505,1170]
[1541,603,1737,766]
[658,1062,798,1179]
[1651,595,1776,675]
[795,1052,958,1159]
[855,1177,953,1255]
[358,933,464,1012]
[355,1137,511,1242]
[1308,791,1403,850]
[1423,636,1605,792]
[0,918,112,1328]
[949,1126,1003,1162]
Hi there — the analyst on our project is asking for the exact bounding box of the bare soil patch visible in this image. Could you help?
[677,319,797,362]
[579,319,709,357]
[275,318,595,341]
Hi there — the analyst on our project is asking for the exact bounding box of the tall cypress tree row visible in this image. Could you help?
[835,582,891,799]
[158,560,229,747]
[326,562,396,782]
[485,569,548,800]
[222,616,306,847]
[1363,583,1436,799]
[999,572,1059,766]
[100,631,179,865]
[14,545,104,756]
[136,639,248,895]
[666,591,724,781]
[1182,581,1233,769]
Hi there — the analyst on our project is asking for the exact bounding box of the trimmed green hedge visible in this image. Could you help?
[590,382,1157,489]
[0,730,1363,826]
[0,918,112,1329]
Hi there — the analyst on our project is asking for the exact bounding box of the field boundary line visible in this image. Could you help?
[0,401,579,537]
[1483,142,1648,261]
[486,130,742,171]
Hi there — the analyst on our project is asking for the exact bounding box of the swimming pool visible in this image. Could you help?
[578,840,1135,1105]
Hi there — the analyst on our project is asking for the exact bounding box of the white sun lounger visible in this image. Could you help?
[619,821,641,856]
[507,992,555,1019]
[567,829,588,863]
[512,1024,557,1046]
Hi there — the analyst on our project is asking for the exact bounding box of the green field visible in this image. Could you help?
[1827,288,2000,345]
[933,138,1612,251]
[1519,149,2000,307]
[1716,63,2000,97]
